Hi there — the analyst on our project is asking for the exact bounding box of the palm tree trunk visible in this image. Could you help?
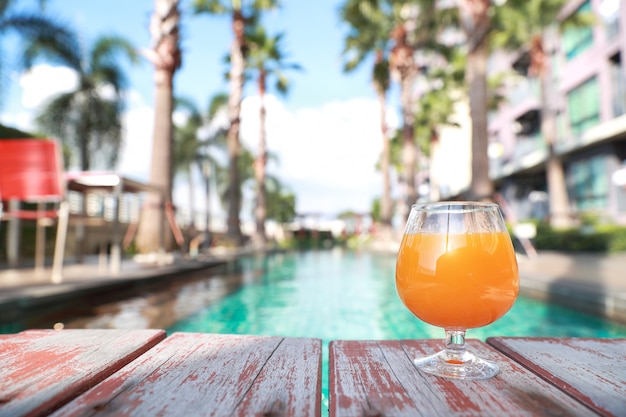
[534,35,572,227]
[136,0,181,253]
[203,163,212,248]
[467,38,492,201]
[78,99,92,171]
[187,166,197,232]
[460,0,493,202]
[225,10,245,245]
[136,71,175,252]
[255,75,268,244]
[400,70,418,216]
[390,25,418,220]
[377,88,392,228]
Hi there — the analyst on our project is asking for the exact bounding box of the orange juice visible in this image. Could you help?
[396,231,519,329]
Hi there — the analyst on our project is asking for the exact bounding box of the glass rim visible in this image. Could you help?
[411,201,499,213]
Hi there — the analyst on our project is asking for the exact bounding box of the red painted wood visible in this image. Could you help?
[487,337,626,417]
[330,339,600,416]
[52,332,322,417]
[0,329,165,417]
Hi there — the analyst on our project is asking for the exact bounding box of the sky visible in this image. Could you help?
[0,0,400,223]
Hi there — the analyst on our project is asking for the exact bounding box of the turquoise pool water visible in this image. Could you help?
[168,249,626,411]
[169,249,626,339]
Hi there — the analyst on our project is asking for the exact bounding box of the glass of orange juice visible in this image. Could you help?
[396,201,519,379]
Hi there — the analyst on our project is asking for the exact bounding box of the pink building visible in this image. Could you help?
[488,0,626,224]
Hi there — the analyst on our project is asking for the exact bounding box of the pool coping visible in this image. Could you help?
[0,258,228,328]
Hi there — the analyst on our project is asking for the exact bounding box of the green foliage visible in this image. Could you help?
[491,0,568,51]
[245,25,301,96]
[413,49,465,157]
[266,188,296,223]
[370,198,381,223]
[0,1,77,105]
[192,0,280,18]
[34,33,138,171]
[532,222,626,253]
[0,124,34,138]
[287,228,336,250]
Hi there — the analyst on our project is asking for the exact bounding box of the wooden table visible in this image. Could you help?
[0,329,322,417]
[487,337,626,417]
[1,331,624,417]
[330,337,626,417]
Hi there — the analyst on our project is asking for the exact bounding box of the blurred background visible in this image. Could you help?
[0,0,625,259]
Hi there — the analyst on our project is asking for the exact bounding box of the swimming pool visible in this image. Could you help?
[168,249,626,411]
[168,249,626,339]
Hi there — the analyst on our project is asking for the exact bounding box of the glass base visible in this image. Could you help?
[414,349,499,380]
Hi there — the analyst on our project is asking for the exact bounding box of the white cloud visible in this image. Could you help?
[6,63,394,218]
[0,65,78,131]
[117,106,154,181]
[240,95,388,215]
[19,65,78,109]
[0,110,35,133]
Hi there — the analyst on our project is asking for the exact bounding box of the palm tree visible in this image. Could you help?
[214,144,255,220]
[173,93,228,247]
[265,180,296,225]
[0,0,76,101]
[193,0,280,246]
[245,24,300,245]
[385,49,465,203]
[456,0,493,202]
[391,1,458,217]
[34,35,139,170]
[491,0,593,227]
[173,97,205,227]
[340,0,394,233]
[135,0,182,253]
[200,93,229,246]
[414,50,466,201]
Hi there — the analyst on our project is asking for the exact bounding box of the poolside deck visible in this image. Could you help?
[515,251,626,324]
[1,329,624,416]
[0,254,231,329]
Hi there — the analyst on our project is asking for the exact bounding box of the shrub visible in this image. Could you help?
[531,221,626,253]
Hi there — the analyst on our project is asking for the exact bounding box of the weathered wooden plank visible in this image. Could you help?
[51,332,322,417]
[0,329,166,417]
[330,339,600,417]
[487,337,626,417]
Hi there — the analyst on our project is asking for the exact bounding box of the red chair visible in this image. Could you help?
[0,139,69,282]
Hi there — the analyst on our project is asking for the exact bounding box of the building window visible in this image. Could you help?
[562,1,594,60]
[570,155,609,210]
[610,53,626,117]
[567,76,600,138]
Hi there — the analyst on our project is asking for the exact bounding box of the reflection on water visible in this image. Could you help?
[7,263,262,332]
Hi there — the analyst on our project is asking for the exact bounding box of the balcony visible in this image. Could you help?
[507,77,541,109]
[490,133,547,180]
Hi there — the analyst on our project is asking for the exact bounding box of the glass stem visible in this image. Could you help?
[444,329,468,364]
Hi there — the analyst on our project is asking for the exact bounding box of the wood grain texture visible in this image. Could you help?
[0,329,166,417]
[330,339,600,417]
[51,332,322,417]
[487,337,626,417]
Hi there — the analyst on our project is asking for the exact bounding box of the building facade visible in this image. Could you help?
[486,0,626,225]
